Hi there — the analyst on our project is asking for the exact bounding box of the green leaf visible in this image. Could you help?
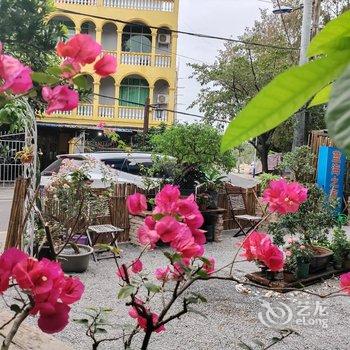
[73,318,89,325]
[10,304,21,314]
[145,282,161,293]
[31,72,60,85]
[308,84,332,108]
[308,10,350,57]
[325,64,350,156]
[73,75,88,90]
[118,285,135,299]
[47,66,63,77]
[190,292,207,303]
[221,51,350,152]
[238,341,253,350]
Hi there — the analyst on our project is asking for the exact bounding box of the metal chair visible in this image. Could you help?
[86,224,124,262]
[225,183,262,237]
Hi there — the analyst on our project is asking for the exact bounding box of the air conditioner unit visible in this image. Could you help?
[158,34,171,45]
[157,94,169,104]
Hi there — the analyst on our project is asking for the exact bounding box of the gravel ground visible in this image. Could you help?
[2,231,350,350]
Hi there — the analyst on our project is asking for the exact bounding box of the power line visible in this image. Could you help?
[93,93,229,123]
[56,8,298,51]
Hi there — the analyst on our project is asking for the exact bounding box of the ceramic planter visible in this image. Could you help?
[296,260,310,279]
[58,244,93,273]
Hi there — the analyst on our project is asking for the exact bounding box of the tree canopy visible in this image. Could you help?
[0,0,65,71]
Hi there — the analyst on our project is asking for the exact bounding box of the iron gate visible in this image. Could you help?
[0,131,25,187]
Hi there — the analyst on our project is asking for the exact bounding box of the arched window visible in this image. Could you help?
[80,21,96,40]
[99,77,115,106]
[122,23,152,53]
[120,75,149,106]
[50,16,75,38]
[102,23,117,51]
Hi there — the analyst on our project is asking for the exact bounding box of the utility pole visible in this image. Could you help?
[292,0,313,149]
[143,97,150,146]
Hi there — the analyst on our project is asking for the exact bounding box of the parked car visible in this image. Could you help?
[40,152,171,189]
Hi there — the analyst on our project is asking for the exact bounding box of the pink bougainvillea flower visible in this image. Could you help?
[60,276,85,304]
[144,215,156,230]
[242,231,271,261]
[131,259,143,274]
[116,265,129,280]
[42,85,79,114]
[263,179,308,214]
[37,302,70,334]
[0,54,33,94]
[56,34,102,65]
[137,224,160,248]
[60,58,81,79]
[203,257,216,274]
[155,216,181,243]
[154,184,180,214]
[259,240,285,272]
[184,210,204,229]
[126,193,147,215]
[97,121,106,129]
[94,54,117,77]
[340,272,350,294]
[177,194,199,218]
[154,266,171,282]
[191,228,207,245]
[0,248,28,293]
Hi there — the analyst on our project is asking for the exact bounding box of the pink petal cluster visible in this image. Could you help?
[263,179,308,214]
[126,193,147,215]
[42,85,79,114]
[242,231,284,271]
[0,45,33,94]
[56,34,117,77]
[340,272,350,294]
[128,299,165,333]
[0,248,84,334]
[128,185,205,259]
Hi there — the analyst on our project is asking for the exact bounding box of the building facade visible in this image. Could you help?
[38,0,179,167]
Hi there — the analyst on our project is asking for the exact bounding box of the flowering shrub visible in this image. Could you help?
[0,33,117,116]
[0,247,84,347]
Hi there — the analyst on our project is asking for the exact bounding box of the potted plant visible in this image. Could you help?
[269,184,337,272]
[40,158,115,272]
[285,240,313,280]
[329,227,350,270]
[199,169,226,209]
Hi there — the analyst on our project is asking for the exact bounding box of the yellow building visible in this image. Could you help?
[37,0,179,166]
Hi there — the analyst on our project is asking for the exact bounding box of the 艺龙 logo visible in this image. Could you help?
[258,300,293,327]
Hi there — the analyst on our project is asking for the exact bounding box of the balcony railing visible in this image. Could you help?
[49,105,169,123]
[121,52,152,66]
[54,0,174,12]
[155,54,171,68]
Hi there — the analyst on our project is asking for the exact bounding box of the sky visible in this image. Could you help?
[176,0,273,122]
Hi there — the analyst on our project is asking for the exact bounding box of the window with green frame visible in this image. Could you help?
[120,77,149,107]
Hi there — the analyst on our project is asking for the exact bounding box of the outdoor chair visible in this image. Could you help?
[225,183,262,237]
[86,224,124,262]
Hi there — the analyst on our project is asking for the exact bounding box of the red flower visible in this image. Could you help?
[56,34,102,65]
[126,193,147,215]
[155,216,181,243]
[42,85,79,114]
[37,302,70,334]
[263,179,308,214]
[340,272,350,294]
[154,184,181,214]
[131,259,143,274]
[0,248,27,293]
[94,54,117,77]
[60,276,85,304]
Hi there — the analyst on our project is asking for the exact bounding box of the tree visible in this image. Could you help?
[189,0,349,172]
[0,0,65,71]
[151,123,235,173]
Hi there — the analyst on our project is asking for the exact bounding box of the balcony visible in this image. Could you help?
[52,104,169,125]
[54,0,175,12]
